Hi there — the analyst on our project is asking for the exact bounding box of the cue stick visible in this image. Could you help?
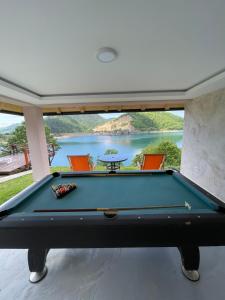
[34,201,191,213]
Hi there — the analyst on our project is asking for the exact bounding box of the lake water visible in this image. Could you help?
[52,131,183,167]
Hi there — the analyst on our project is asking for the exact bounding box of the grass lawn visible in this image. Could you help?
[0,167,70,205]
[0,165,138,205]
[0,174,33,205]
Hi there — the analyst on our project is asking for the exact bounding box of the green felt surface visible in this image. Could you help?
[11,172,218,216]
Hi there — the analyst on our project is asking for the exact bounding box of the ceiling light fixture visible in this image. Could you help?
[97,47,118,63]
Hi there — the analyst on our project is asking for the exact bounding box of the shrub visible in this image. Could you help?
[104,149,118,155]
[97,148,119,166]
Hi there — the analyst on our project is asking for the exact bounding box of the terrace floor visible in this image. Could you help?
[1,246,225,300]
[0,153,27,175]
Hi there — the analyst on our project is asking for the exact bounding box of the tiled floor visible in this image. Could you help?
[1,247,225,300]
[0,153,27,175]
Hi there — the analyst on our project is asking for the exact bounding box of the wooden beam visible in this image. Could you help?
[42,100,186,115]
[0,99,186,116]
[0,102,23,115]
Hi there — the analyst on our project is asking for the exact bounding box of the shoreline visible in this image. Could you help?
[55,130,183,139]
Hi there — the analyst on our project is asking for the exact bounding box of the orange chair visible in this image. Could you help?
[67,155,93,171]
[140,154,165,170]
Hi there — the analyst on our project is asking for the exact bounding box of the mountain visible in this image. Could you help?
[93,114,134,133]
[0,112,183,135]
[63,115,105,131]
[44,117,84,133]
[0,115,106,135]
[0,123,21,134]
[93,112,183,133]
[44,114,105,134]
[131,112,184,131]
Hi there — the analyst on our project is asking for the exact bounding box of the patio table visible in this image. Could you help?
[98,154,128,172]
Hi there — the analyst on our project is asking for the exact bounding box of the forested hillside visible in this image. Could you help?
[130,112,183,131]
[94,112,183,133]
[44,115,105,134]
[0,123,21,134]
[0,112,183,135]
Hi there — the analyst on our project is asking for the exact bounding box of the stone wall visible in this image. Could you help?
[181,88,225,201]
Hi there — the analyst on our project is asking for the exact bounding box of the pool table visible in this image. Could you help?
[0,170,225,283]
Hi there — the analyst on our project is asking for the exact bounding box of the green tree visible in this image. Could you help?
[97,149,119,166]
[5,123,59,151]
[104,149,118,155]
[133,140,181,168]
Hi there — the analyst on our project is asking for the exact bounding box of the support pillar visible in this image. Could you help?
[23,106,50,181]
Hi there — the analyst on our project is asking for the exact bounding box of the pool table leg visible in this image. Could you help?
[28,248,49,283]
[178,246,200,281]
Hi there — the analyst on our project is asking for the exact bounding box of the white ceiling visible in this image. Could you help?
[0,0,225,107]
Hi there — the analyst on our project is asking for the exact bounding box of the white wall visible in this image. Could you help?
[181,88,225,202]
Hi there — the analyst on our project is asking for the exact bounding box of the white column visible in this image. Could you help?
[23,106,50,181]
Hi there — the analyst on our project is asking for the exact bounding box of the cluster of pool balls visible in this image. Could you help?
[52,183,76,198]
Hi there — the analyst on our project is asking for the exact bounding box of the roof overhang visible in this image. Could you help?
[0,98,185,116]
[1,1,225,115]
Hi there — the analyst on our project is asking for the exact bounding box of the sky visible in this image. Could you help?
[0,114,24,128]
[0,110,184,128]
